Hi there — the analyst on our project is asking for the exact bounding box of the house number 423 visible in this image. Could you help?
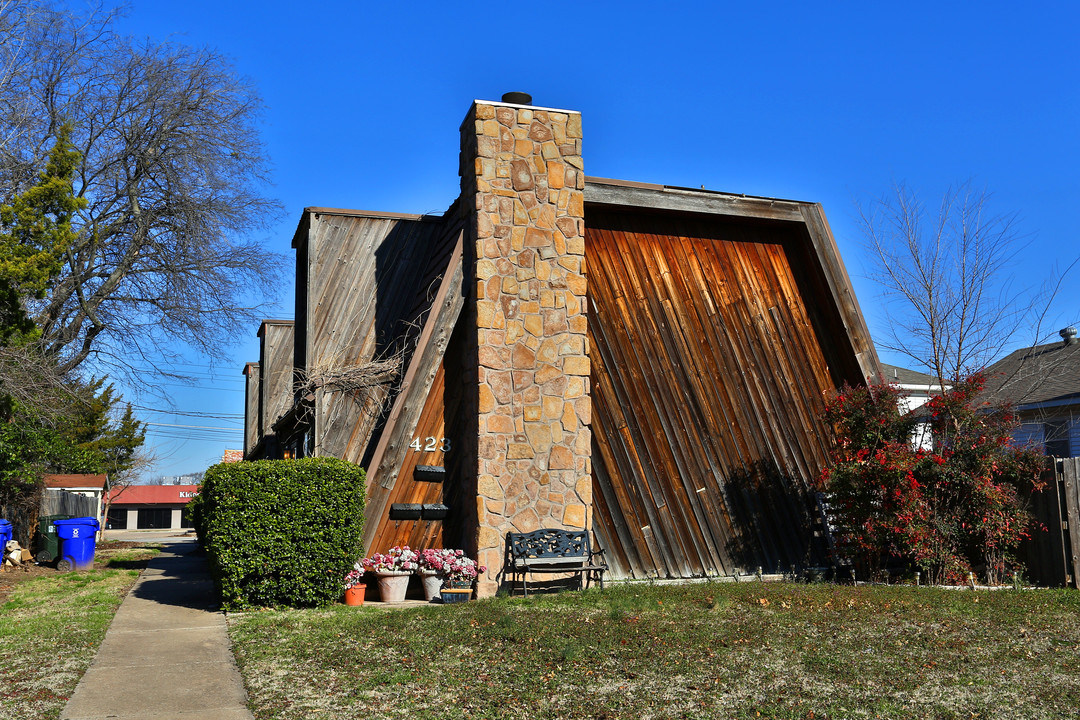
[409,436,450,453]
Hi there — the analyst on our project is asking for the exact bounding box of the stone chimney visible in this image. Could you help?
[459,95,590,595]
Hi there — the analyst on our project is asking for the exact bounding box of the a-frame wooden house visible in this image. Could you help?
[243,95,880,595]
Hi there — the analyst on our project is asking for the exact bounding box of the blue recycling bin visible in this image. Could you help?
[0,519,11,549]
[53,517,100,571]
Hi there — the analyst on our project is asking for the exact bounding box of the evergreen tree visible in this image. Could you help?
[0,123,85,347]
[0,128,145,519]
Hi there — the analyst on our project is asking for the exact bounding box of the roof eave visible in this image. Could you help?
[584,177,807,222]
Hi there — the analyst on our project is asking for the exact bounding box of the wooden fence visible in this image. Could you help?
[41,489,97,518]
[1019,457,1080,588]
[0,487,96,544]
[0,499,36,547]
[1,489,97,548]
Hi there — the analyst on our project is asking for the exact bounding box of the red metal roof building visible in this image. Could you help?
[105,485,200,531]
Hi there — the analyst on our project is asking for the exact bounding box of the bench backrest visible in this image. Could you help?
[507,528,590,560]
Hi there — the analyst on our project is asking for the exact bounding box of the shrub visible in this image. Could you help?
[198,457,366,609]
[819,375,1045,584]
[187,486,205,542]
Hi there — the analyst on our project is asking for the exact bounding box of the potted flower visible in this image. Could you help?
[417,548,450,601]
[445,550,486,589]
[343,562,366,606]
[362,546,419,602]
[418,548,486,603]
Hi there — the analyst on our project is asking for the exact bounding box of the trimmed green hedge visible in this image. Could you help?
[198,457,366,609]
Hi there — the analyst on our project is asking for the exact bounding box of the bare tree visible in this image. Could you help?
[101,444,154,535]
[0,2,284,385]
[859,182,1070,389]
[0,1,50,153]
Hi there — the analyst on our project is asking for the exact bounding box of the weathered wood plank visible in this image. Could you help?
[799,205,881,382]
[585,181,805,222]
[259,321,295,449]
[588,207,867,579]
[366,363,449,553]
[600,236,695,575]
[1063,458,1080,589]
[1018,465,1068,587]
[590,312,663,577]
[243,363,260,457]
[591,246,682,575]
[363,232,465,551]
[297,211,461,467]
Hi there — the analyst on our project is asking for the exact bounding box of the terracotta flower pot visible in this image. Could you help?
[419,570,444,601]
[376,571,412,602]
[344,584,366,606]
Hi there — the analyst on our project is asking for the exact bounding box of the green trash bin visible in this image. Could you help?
[33,514,72,564]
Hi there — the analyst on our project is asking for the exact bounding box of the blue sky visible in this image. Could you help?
[111,1,1080,479]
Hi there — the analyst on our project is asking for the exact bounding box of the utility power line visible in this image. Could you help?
[133,406,244,422]
[145,422,242,432]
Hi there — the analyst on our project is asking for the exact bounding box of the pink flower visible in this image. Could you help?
[416,548,485,583]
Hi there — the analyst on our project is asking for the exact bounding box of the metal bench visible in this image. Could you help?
[504,528,607,597]
[813,491,854,581]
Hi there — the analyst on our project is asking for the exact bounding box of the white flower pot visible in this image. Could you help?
[375,571,412,602]
[419,570,444,601]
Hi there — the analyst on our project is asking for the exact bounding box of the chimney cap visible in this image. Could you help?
[1061,326,1077,346]
[501,91,533,105]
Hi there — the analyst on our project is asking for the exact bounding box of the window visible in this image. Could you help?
[137,508,172,529]
[1044,420,1070,458]
[106,508,127,530]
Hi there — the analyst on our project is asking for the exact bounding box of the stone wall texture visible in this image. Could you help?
[460,100,590,595]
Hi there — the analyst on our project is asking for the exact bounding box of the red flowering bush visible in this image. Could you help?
[819,375,1045,585]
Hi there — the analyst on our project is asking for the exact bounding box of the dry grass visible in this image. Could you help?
[0,541,158,720]
[228,581,1080,719]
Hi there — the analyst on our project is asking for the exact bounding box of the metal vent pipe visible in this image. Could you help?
[501,91,533,105]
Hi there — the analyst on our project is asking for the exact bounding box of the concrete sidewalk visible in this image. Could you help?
[62,541,254,720]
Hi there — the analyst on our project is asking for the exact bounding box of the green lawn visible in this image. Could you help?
[0,569,138,720]
[0,542,158,720]
[228,581,1080,719]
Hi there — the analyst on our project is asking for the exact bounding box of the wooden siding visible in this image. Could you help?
[365,360,454,553]
[243,362,260,457]
[363,233,464,551]
[294,209,461,465]
[796,204,879,380]
[258,321,295,449]
[587,207,868,579]
[1020,457,1080,588]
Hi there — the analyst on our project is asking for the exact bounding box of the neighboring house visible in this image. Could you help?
[982,327,1080,457]
[242,94,881,594]
[880,363,950,450]
[43,474,106,521]
[104,485,200,531]
[879,363,948,412]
